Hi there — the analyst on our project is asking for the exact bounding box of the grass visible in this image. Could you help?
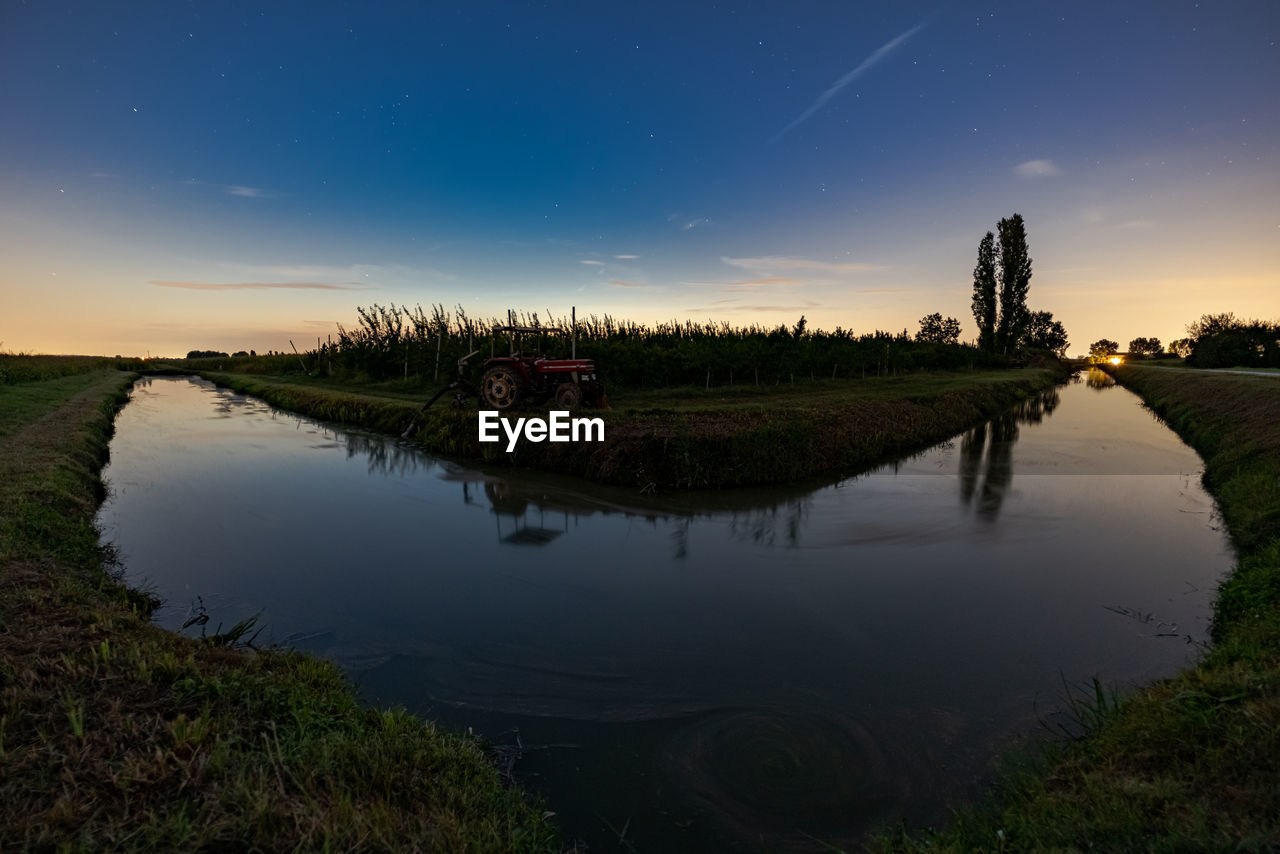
[1110,358,1280,376]
[0,353,146,385]
[874,363,1280,853]
[0,365,558,852]
[188,366,1067,490]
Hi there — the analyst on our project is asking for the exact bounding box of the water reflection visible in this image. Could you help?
[1086,367,1116,390]
[98,375,1230,853]
[727,500,809,548]
[345,432,426,476]
[957,388,1062,520]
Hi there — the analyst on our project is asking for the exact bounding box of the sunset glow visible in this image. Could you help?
[2,3,1276,357]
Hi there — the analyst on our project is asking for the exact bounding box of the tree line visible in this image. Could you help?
[186,213,1074,388]
[1180,313,1279,368]
[1087,313,1278,368]
[188,303,1014,390]
[316,305,1012,389]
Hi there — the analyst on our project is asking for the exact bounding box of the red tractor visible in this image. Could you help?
[478,324,606,410]
[401,318,606,437]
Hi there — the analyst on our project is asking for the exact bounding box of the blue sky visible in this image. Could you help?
[2,1,1276,355]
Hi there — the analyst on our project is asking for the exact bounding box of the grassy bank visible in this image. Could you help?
[0,368,557,852]
[194,366,1066,490]
[878,364,1280,852]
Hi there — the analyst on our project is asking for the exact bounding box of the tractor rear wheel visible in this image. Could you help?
[554,382,583,409]
[481,366,522,410]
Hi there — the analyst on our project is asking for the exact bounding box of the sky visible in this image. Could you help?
[1,0,1277,357]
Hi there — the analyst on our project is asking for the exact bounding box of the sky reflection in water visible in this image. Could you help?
[99,371,1230,851]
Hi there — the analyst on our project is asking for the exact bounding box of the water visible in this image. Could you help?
[98,371,1231,851]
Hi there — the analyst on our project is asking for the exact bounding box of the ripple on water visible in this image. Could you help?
[663,706,906,845]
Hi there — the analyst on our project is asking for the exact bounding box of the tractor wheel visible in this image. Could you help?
[481,366,522,410]
[554,382,583,409]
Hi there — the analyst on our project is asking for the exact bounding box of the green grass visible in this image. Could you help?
[1117,359,1280,375]
[193,366,1067,490]
[874,363,1280,853]
[0,365,558,852]
[0,353,145,385]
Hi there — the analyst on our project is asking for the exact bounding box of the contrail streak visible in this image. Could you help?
[773,23,923,141]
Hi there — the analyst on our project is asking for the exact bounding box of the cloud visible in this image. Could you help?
[610,280,647,288]
[182,179,279,198]
[1080,207,1106,224]
[687,276,800,293]
[685,303,820,314]
[774,23,923,140]
[220,261,452,286]
[722,256,880,274]
[669,212,711,231]
[1014,159,1061,178]
[151,280,365,291]
[579,259,605,265]
[687,256,884,297]
[1038,266,1097,275]
[615,254,639,260]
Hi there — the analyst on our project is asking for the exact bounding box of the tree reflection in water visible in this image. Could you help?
[727,500,810,549]
[307,382,1065,550]
[958,387,1062,520]
[1085,367,1116,390]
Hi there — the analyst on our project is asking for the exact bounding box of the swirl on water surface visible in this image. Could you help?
[663,706,907,844]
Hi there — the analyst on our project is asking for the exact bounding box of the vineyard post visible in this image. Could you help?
[289,340,307,373]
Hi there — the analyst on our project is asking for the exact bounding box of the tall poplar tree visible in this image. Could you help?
[970,231,997,352]
[995,213,1032,354]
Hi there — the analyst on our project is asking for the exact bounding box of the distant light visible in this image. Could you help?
[1109,356,1123,365]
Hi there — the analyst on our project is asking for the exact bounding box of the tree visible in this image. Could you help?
[1185,317,1280,369]
[995,214,1032,354]
[1089,339,1119,362]
[916,312,962,344]
[1167,338,1193,358]
[1024,310,1069,356]
[1128,337,1162,357]
[970,232,997,352]
[1186,312,1239,341]
[792,315,807,339]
